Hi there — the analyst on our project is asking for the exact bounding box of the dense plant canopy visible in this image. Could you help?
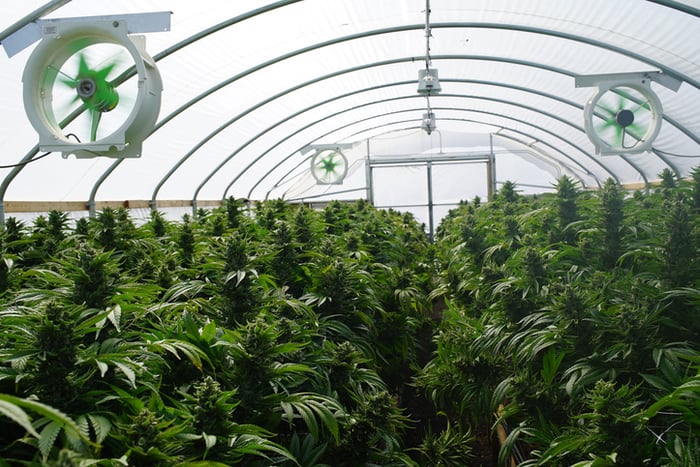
[1,173,700,465]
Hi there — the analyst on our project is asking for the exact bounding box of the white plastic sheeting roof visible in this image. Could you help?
[1,0,699,211]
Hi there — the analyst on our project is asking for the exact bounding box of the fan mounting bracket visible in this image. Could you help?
[3,11,171,58]
[575,71,682,92]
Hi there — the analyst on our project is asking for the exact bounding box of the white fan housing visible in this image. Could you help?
[576,72,681,156]
[310,149,348,185]
[22,17,163,158]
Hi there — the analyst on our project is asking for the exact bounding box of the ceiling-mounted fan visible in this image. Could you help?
[20,14,168,158]
[575,72,681,155]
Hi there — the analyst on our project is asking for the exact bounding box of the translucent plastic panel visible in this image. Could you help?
[372,165,429,207]
[432,162,488,203]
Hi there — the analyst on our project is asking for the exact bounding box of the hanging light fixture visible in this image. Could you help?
[421,112,436,134]
[417,68,441,95]
[418,0,438,134]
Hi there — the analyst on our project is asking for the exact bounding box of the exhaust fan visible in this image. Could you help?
[310,148,349,185]
[21,14,168,158]
[575,72,681,155]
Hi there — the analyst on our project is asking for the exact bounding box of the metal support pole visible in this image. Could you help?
[487,133,497,199]
[427,160,434,241]
[365,139,374,205]
[86,199,96,218]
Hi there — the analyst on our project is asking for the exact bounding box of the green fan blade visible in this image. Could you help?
[616,88,650,110]
[95,62,116,82]
[78,52,89,77]
[58,76,77,88]
[89,108,102,142]
[625,122,645,141]
[596,101,617,118]
[595,119,623,146]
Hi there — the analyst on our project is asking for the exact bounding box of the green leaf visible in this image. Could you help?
[229,433,299,465]
[541,348,566,387]
[106,304,122,332]
[0,394,85,442]
[279,393,342,443]
[113,360,137,388]
[0,399,40,437]
[96,360,109,377]
[147,339,208,371]
[87,413,112,444]
[39,419,62,458]
[202,431,217,450]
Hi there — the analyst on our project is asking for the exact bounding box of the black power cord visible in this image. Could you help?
[0,134,83,169]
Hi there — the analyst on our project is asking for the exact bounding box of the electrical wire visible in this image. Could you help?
[0,134,81,169]
[0,151,53,169]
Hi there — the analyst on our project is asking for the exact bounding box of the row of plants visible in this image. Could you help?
[422,168,700,465]
[2,167,700,465]
[0,198,442,466]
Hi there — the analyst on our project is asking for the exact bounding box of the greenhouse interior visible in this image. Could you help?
[1,1,700,465]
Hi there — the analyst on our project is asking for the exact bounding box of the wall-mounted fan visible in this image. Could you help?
[22,17,163,158]
[576,72,681,155]
[310,149,348,185]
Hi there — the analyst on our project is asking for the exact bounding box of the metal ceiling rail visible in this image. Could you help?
[645,0,700,17]
[238,102,611,204]
[338,115,596,181]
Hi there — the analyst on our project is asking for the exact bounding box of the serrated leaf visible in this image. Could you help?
[66,415,90,451]
[114,361,137,388]
[38,420,62,458]
[0,394,84,442]
[106,304,122,333]
[87,413,111,444]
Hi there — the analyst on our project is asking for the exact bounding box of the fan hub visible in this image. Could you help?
[76,77,119,113]
[77,78,96,98]
[615,109,635,128]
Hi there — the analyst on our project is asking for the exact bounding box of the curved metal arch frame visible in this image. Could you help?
[96,20,699,213]
[241,88,672,198]
[66,22,700,213]
[159,55,606,208]
[274,123,575,203]
[224,88,648,202]
[0,0,301,220]
[178,51,694,210]
[187,75,613,208]
[645,0,700,17]
[151,29,700,210]
[265,117,590,202]
[236,100,613,203]
[346,117,595,183]
[2,13,698,222]
[256,104,600,199]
